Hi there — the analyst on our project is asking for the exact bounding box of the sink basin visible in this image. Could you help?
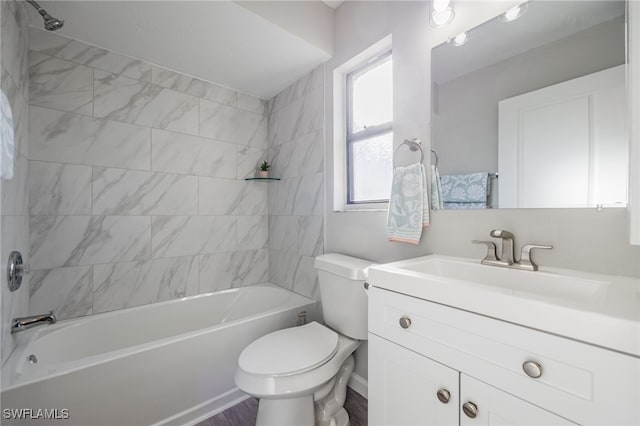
[398,256,607,302]
[368,254,640,357]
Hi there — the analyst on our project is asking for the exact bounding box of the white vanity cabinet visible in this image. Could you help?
[459,375,575,426]
[369,334,459,426]
[369,334,574,426]
[368,287,640,426]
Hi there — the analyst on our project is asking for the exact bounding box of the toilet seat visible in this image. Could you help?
[238,322,339,377]
[235,332,360,399]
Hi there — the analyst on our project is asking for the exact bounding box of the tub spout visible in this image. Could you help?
[11,311,56,334]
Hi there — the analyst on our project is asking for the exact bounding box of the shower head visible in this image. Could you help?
[26,0,64,31]
[41,11,64,31]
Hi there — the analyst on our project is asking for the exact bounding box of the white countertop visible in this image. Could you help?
[368,255,640,357]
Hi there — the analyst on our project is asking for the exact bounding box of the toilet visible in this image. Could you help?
[234,253,373,426]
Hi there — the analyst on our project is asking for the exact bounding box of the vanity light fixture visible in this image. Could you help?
[432,0,451,13]
[501,2,528,22]
[449,32,468,47]
[430,0,455,28]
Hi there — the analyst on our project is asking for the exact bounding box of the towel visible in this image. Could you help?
[440,172,488,209]
[1,89,14,180]
[431,165,443,210]
[387,163,429,244]
[442,202,487,209]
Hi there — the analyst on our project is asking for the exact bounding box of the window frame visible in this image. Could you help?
[345,50,393,205]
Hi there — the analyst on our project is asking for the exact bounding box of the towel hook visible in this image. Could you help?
[393,138,424,168]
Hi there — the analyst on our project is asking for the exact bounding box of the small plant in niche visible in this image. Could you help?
[257,161,271,178]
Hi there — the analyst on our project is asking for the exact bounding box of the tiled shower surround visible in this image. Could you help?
[267,67,325,301]
[1,0,30,364]
[27,28,272,319]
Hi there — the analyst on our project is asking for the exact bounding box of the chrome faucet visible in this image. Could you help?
[11,311,56,334]
[473,230,552,271]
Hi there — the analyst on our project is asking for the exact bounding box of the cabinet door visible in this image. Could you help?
[369,333,459,426]
[460,375,577,426]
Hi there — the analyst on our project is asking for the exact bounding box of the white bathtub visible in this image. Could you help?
[1,284,316,426]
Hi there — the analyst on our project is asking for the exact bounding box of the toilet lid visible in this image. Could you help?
[238,322,339,377]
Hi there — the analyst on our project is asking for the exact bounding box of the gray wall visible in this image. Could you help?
[267,66,325,302]
[1,0,30,366]
[26,28,270,321]
[325,1,640,381]
[433,17,625,176]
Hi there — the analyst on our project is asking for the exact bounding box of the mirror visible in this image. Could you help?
[431,1,628,209]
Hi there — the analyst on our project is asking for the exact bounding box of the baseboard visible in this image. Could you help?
[155,387,250,426]
[160,375,365,426]
[347,372,368,399]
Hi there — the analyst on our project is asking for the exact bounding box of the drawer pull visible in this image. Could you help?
[436,388,450,404]
[462,401,478,418]
[522,360,543,378]
[399,317,412,329]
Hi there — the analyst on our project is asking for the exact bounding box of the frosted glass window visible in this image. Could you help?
[351,57,393,133]
[350,133,393,202]
[346,51,393,204]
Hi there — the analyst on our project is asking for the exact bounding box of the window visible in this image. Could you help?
[346,52,393,204]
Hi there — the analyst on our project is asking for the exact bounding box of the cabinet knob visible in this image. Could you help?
[399,317,412,329]
[436,388,450,404]
[462,401,478,419]
[522,360,543,378]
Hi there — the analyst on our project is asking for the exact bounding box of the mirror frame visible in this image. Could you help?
[629,0,640,245]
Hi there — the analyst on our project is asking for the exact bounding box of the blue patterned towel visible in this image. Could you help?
[1,89,14,180]
[387,163,429,244]
[440,172,488,208]
[431,165,443,210]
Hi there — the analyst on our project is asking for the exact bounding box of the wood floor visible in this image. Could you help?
[197,388,368,426]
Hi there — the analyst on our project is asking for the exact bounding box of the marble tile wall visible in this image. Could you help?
[266,66,325,301]
[26,28,269,321]
[1,0,30,365]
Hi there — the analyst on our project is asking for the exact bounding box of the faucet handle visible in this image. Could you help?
[472,240,498,261]
[519,244,553,271]
[15,263,30,274]
[490,229,514,239]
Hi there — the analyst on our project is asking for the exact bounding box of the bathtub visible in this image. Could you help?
[1,284,316,426]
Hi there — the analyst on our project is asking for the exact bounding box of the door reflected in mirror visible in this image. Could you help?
[431,0,628,209]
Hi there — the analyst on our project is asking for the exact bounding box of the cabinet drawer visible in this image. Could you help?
[369,287,640,425]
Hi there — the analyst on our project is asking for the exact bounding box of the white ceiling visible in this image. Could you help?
[32,1,334,99]
[322,0,344,9]
[432,1,625,85]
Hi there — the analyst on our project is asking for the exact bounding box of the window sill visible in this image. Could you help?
[333,209,388,213]
[333,203,388,213]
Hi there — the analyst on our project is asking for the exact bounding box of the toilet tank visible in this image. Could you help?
[314,254,374,340]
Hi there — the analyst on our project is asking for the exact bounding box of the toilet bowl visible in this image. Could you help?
[235,322,360,426]
[234,254,374,426]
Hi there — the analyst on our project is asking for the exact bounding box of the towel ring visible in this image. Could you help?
[431,148,439,168]
[393,138,424,168]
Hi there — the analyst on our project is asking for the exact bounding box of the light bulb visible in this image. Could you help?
[450,32,468,46]
[432,0,451,13]
[431,9,455,27]
[501,2,528,22]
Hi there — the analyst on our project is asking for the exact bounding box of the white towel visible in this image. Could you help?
[431,165,443,210]
[1,89,15,180]
[387,163,430,244]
